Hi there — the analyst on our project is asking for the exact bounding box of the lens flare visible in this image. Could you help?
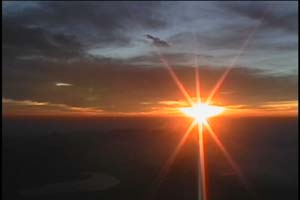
[148,6,270,198]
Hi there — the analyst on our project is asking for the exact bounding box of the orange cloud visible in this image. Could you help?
[2,98,103,116]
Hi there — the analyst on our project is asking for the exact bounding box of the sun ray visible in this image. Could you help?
[202,120,248,188]
[148,6,272,199]
[203,120,261,199]
[195,65,201,104]
[193,40,207,200]
[154,49,195,106]
[197,122,207,200]
[206,5,271,105]
[193,45,201,104]
[148,120,197,199]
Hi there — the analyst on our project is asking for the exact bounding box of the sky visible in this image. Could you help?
[2,1,298,116]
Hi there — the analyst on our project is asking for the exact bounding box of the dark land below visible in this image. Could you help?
[2,116,298,200]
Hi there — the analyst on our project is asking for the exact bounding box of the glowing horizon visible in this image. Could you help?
[179,103,225,123]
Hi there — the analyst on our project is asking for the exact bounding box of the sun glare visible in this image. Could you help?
[152,5,268,198]
[179,102,224,123]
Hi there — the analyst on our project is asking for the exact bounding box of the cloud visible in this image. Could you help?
[145,34,170,47]
[168,27,297,53]
[127,52,214,65]
[218,1,298,33]
[167,2,297,53]
[225,100,298,116]
[2,98,48,106]
[3,23,84,61]
[3,2,167,50]
[158,100,188,106]
[55,82,73,87]
[256,100,298,111]
[3,1,297,65]
[2,2,297,116]
[3,98,103,116]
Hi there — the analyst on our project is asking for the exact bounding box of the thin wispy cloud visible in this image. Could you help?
[2,98,48,106]
[3,98,103,115]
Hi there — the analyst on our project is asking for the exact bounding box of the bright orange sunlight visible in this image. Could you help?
[179,102,225,123]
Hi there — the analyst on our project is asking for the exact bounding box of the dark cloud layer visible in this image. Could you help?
[3,23,83,61]
[3,2,166,48]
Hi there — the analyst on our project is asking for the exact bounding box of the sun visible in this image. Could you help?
[179,102,225,123]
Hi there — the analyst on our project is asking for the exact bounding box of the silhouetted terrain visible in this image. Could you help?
[2,116,298,200]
